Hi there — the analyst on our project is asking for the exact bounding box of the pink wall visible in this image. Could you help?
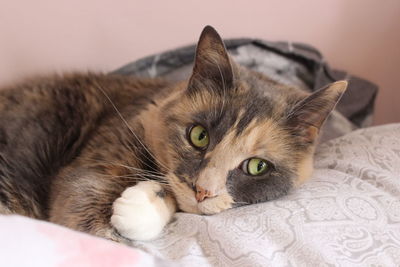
[0,0,399,124]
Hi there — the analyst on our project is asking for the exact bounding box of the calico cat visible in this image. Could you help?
[0,26,347,242]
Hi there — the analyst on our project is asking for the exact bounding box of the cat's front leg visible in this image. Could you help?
[111,181,176,241]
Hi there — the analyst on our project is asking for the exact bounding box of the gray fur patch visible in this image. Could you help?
[156,189,166,198]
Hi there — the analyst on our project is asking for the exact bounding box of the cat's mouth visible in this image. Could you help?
[167,173,233,215]
[196,193,233,215]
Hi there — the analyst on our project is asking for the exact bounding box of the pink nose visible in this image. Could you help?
[195,185,214,202]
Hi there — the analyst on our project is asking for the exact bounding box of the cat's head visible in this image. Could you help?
[142,26,347,214]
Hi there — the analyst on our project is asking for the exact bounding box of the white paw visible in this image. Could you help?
[111,181,173,241]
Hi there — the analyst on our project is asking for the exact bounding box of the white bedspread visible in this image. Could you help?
[136,123,400,267]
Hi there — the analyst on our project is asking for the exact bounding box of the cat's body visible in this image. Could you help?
[0,73,175,239]
[0,26,347,242]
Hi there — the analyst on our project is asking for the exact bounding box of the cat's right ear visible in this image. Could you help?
[287,81,348,144]
[187,26,236,95]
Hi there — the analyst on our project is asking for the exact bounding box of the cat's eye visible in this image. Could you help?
[188,125,209,149]
[242,158,269,176]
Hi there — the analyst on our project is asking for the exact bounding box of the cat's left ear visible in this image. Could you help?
[287,81,348,143]
[188,25,237,94]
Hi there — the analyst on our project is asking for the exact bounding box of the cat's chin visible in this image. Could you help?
[167,173,233,215]
[197,193,233,215]
[178,193,233,215]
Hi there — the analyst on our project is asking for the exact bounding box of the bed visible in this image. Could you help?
[1,40,398,267]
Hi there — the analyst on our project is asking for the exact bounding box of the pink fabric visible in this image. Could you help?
[0,215,157,267]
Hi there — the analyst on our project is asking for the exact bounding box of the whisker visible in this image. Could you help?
[99,173,172,187]
[100,172,166,180]
[234,201,250,205]
[82,157,163,176]
[123,138,167,173]
[122,173,167,180]
[117,176,170,184]
[93,82,173,173]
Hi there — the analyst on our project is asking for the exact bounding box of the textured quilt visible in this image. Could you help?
[134,123,400,266]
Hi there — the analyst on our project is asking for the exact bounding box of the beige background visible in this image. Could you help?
[0,0,399,124]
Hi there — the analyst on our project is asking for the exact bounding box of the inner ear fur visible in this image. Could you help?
[188,25,236,94]
[287,81,348,143]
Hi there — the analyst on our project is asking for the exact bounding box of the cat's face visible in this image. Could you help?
[143,26,347,214]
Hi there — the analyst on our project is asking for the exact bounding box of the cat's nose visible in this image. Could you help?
[195,185,214,202]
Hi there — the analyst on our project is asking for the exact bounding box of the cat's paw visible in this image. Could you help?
[111,181,174,241]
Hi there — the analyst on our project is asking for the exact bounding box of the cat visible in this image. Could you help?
[0,26,347,243]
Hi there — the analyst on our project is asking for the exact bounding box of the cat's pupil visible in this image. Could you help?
[198,131,206,140]
[257,161,265,172]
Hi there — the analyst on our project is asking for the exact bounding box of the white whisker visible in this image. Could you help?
[93,82,172,173]
[82,157,162,176]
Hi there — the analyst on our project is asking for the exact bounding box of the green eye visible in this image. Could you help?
[243,158,269,176]
[188,125,209,149]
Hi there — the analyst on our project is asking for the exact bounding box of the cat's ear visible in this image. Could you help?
[287,81,348,143]
[188,25,236,94]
